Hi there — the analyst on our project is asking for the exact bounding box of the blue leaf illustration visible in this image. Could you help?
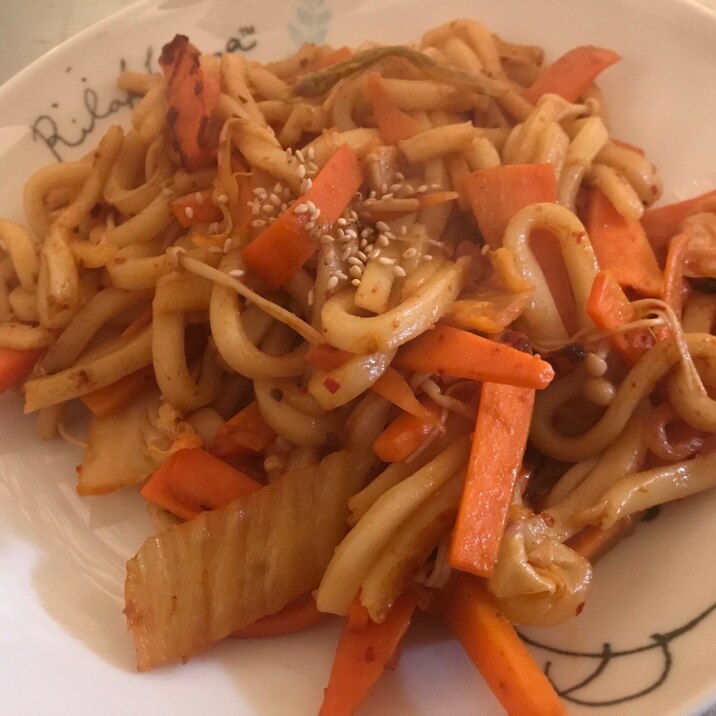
[314,26,329,43]
[288,24,306,46]
[316,9,331,25]
[297,7,313,25]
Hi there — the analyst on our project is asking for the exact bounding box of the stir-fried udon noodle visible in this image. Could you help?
[4,17,716,714]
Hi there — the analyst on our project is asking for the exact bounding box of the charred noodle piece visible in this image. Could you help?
[295,45,509,100]
[125,450,361,671]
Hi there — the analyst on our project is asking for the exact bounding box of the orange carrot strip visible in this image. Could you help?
[170,189,223,228]
[524,45,621,104]
[372,398,442,463]
[140,447,261,521]
[371,367,437,422]
[211,400,275,458]
[243,144,363,288]
[585,187,663,297]
[231,594,326,639]
[159,35,220,171]
[366,72,423,146]
[450,383,535,577]
[319,592,417,716]
[585,270,653,365]
[440,574,566,716]
[121,306,153,338]
[642,188,716,259]
[462,163,557,250]
[305,344,356,371]
[0,346,44,395]
[80,366,155,418]
[662,233,691,317]
[462,163,575,331]
[393,325,555,390]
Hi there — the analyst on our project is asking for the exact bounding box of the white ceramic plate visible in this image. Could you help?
[1,0,716,714]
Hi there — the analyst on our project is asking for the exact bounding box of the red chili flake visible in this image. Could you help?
[575,601,585,616]
[364,646,376,663]
[324,377,341,394]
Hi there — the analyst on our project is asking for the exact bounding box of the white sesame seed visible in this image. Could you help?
[369,190,377,199]
[368,249,381,259]
[274,183,283,194]
[377,234,390,247]
[162,187,173,197]
[228,268,245,278]
[389,183,403,193]
[280,203,288,212]
[269,193,282,207]
[423,254,434,261]
[356,251,367,262]
[340,247,352,261]
[218,194,229,204]
[305,200,317,214]
[354,191,363,201]
[282,187,292,199]
[381,193,395,199]
[307,288,314,306]
[400,225,408,236]
[310,209,321,221]
[310,227,322,240]
[361,228,373,238]
[384,231,395,241]
[395,171,405,181]
[348,257,362,266]
[349,210,358,221]
[252,187,266,196]
[307,162,319,173]
[295,149,305,163]
[208,222,219,233]
[251,205,260,216]
[349,265,363,278]
[380,183,388,195]
[252,219,266,228]
[184,206,194,220]
[297,164,307,178]
[351,278,361,287]
[376,221,390,232]
[364,243,374,253]
[305,221,316,231]
[327,276,339,290]
[320,234,334,244]
[262,204,275,214]
[417,184,428,193]
[378,257,395,266]
[337,217,348,226]
[307,146,315,160]
[208,246,222,255]
[301,178,313,193]
[286,147,294,157]
[393,266,407,278]
[481,244,490,255]
[195,191,204,204]
[429,183,442,190]
[402,248,417,259]
[294,203,309,214]
[223,238,233,253]
[336,271,348,280]
[359,238,368,249]
[364,198,376,206]
[268,217,277,224]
